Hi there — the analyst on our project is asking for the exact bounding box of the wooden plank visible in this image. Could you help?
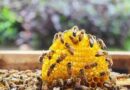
[0,51,130,71]
[0,51,41,70]
[109,51,130,73]
[0,51,130,88]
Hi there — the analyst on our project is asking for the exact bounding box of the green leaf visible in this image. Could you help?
[124,35,130,50]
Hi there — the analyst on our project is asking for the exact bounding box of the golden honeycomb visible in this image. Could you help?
[40,26,113,89]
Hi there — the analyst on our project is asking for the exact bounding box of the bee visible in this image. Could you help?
[84,62,97,69]
[75,78,81,88]
[67,62,72,69]
[58,33,64,44]
[53,32,64,44]
[71,26,80,38]
[79,69,84,75]
[46,50,55,60]
[47,63,56,76]
[116,74,130,80]
[88,34,95,47]
[39,52,47,63]
[79,69,85,76]
[90,62,98,68]
[52,79,64,90]
[42,81,48,90]
[73,26,79,30]
[67,62,72,76]
[52,87,61,90]
[73,31,76,37]
[53,33,59,42]
[65,43,74,55]
[100,71,109,77]
[93,35,96,40]
[52,80,57,87]
[106,57,113,68]
[97,38,107,49]
[65,78,74,88]
[89,38,94,47]
[84,64,90,69]
[56,53,67,63]
[78,30,85,41]
[103,82,112,89]
[57,79,64,87]
[95,50,108,57]
[75,84,88,90]
[72,28,77,37]
[69,36,78,44]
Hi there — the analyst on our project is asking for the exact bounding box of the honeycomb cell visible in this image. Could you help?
[86,82,90,87]
[93,77,100,82]
[97,82,103,87]
[90,82,97,87]
[87,77,93,82]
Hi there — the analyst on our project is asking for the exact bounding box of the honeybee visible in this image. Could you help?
[42,81,48,90]
[78,30,85,41]
[58,33,64,44]
[106,57,113,68]
[53,33,59,41]
[84,62,98,69]
[69,36,78,44]
[79,69,85,76]
[56,53,67,63]
[72,26,79,37]
[67,62,72,76]
[100,71,109,77]
[47,63,56,76]
[95,50,108,57]
[65,43,74,55]
[90,62,98,68]
[57,79,64,86]
[53,32,64,44]
[39,52,47,63]
[116,74,130,80]
[88,34,95,47]
[103,82,112,89]
[47,50,55,60]
[97,38,107,49]
[52,80,57,87]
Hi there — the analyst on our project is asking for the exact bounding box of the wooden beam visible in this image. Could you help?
[0,51,130,88]
[0,51,41,70]
[0,51,130,71]
[109,51,130,73]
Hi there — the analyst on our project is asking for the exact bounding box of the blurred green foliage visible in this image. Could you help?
[0,7,21,45]
[0,0,130,50]
[124,32,130,50]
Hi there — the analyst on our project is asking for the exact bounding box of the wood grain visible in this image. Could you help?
[0,51,130,71]
[110,51,130,73]
[0,51,41,70]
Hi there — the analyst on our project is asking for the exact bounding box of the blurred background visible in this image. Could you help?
[0,0,130,50]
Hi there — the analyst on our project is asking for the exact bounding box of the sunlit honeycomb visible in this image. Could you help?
[40,26,112,88]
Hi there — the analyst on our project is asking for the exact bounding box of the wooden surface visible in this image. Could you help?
[110,51,130,73]
[0,51,130,87]
[0,51,42,70]
[0,51,130,72]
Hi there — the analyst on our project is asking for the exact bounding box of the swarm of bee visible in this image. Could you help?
[0,69,42,90]
[40,26,119,89]
[0,70,129,90]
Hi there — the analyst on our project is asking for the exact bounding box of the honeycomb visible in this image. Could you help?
[40,26,113,89]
